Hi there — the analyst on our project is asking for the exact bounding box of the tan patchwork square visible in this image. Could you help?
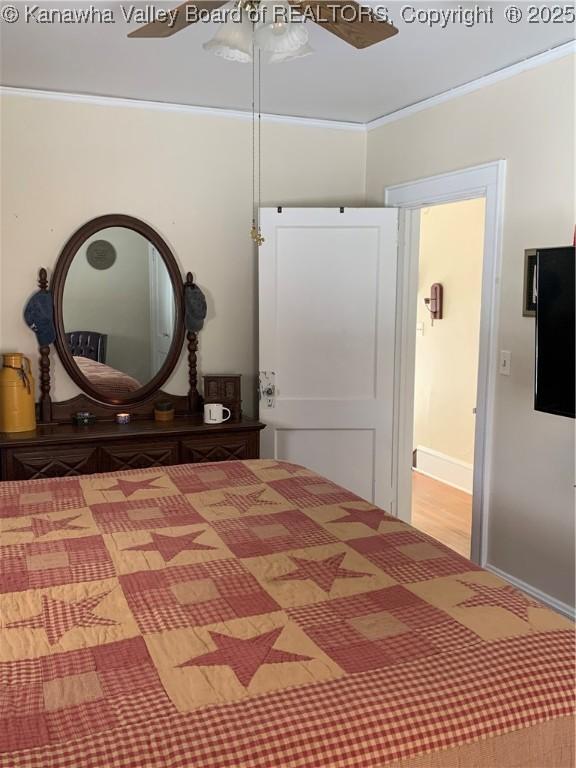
[27,552,70,571]
[251,524,291,541]
[1,579,141,661]
[197,469,228,483]
[242,544,395,609]
[105,526,234,575]
[126,507,164,522]
[81,473,179,506]
[409,576,483,611]
[306,483,339,497]
[189,485,292,522]
[170,578,220,605]
[43,671,103,712]
[146,612,343,712]
[398,542,446,561]
[20,492,53,506]
[451,606,530,640]
[348,611,410,640]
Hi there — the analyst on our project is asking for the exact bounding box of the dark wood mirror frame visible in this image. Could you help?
[51,214,185,408]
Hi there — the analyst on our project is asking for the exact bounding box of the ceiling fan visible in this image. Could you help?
[128,1,398,245]
[128,0,398,56]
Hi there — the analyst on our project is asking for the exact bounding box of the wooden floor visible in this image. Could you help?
[411,471,472,558]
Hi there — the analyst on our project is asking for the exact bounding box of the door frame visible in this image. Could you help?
[385,160,506,566]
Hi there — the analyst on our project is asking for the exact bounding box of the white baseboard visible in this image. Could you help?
[414,446,473,493]
[486,563,575,620]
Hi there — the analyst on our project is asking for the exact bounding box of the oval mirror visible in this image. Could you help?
[52,215,184,405]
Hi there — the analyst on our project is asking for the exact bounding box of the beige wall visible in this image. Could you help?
[367,55,575,608]
[0,94,366,415]
[414,199,485,465]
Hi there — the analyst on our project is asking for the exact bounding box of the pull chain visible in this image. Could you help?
[258,46,263,244]
[250,37,264,246]
[251,37,256,241]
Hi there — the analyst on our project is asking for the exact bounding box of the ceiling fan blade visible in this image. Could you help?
[288,1,398,48]
[128,1,227,38]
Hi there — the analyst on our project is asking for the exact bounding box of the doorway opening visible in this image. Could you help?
[386,161,506,566]
[410,199,485,558]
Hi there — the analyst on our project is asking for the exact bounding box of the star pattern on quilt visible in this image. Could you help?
[125,530,216,561]
[262,463,305,475]
[274,552,372,592]
[456,582,542,621]
[8,514,86,538]
[7,592,118,644]
[106,476,164,498]
[179,627,312,687]
[334,507,385,531]
[206,488,281,512]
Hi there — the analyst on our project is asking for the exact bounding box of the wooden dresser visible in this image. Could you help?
[0,416,265,481]
[5,235,264,483]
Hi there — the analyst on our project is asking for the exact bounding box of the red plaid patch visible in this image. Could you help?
[288,586,445,672]
[268,476,359,508]
[120,559,280,633]
[0,479,85,519]
[0,637,174,752]
[166,461,262,493]
[90,494,205,533]
[0,536,115,593]
[212,510,337,557]
[348,535,479,583]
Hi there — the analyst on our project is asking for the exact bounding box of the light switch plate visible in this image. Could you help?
[499,350,511,376]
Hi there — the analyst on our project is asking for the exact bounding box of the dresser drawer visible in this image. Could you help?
[3,445,99,481]
[0,418,263,481]
[181,431,259,463]
[100,441,180,472]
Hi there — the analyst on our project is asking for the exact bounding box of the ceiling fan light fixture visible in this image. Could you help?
[202,1,254,63]
[254,0,309,55]
[269,41,314,63]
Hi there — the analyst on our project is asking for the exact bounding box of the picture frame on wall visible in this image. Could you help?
[523,248,537,317]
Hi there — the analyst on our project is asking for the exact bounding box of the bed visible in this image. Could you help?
[65,330,142,396]
[0,460,573,768]
[73,355,142,396]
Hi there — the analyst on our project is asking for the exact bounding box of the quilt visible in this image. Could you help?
[0,460,573,768]
[73,356,142,396]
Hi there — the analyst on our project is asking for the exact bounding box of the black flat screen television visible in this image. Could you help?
[534,246,575,419]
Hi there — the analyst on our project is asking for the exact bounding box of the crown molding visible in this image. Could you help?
[0,85,364,131]
[2,40,573,131]
[367,40,576,131]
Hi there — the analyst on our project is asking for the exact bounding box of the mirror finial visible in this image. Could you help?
[38,267,49,292]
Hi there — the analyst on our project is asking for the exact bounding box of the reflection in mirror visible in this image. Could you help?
[62,226,176,398]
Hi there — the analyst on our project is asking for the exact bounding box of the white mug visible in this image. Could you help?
[204,403,231,424]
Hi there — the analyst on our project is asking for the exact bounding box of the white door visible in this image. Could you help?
[258,207,398,510]
[149,245,175,373]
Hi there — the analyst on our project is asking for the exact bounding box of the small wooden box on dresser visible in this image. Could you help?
[0,416,265,481]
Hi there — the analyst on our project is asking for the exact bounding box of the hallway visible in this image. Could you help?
[411,471,472,558]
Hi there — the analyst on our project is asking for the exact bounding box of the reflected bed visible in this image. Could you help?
[0,460,573,767]
[73,355,142,396]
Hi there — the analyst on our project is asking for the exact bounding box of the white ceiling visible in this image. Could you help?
[1,1,574,122]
